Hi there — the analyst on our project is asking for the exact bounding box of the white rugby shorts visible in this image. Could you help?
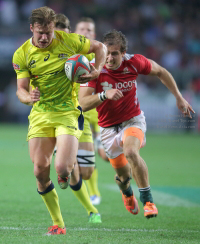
[100,111,146,159]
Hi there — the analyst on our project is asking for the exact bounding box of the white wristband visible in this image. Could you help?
[98,93,102,101]
[98,91,107,102]
[102,91,107,100]
[99,91,107,102]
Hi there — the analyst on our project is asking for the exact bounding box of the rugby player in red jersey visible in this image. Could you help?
[79,30,195,218]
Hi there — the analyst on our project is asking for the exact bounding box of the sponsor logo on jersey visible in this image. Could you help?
[122,67,130,74]
[78,35,86,44]
[44,54,50,61]
[101,82,113,91]
[115,80,136,90]
[12,63,20,70]
[58,53,68,59]
[28,60,36,69]
[101,80,137,93]
[101,68,109,74]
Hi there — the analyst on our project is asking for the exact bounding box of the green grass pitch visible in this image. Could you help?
[0,124,199,244]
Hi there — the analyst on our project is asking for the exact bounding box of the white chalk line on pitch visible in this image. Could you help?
[0,226,199,233]
[102,184,200,208]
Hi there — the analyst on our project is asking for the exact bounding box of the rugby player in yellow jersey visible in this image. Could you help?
[12,7,107,235]
[54,13,102,223]
[75,18,109,206]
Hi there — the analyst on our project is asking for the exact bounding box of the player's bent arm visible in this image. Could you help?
[77,41,107,83]
[149,59,182,99]
[16,78,31,105]
[79,87,102,112]
[88,40,107,75]
[149,59,195,117]
[16,78,40,105]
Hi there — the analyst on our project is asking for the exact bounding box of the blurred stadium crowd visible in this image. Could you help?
[0,0,199,131]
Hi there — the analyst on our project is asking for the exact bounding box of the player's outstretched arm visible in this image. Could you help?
[148,59,195,118]
[78,40,107,83]
[16,77,40,105]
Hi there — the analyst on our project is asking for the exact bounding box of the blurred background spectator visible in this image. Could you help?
[0,0,199,132]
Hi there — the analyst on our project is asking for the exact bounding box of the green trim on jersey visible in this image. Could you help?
[12,31,90,112]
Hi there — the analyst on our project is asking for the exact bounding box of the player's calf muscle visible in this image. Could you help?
[115,164,132,190]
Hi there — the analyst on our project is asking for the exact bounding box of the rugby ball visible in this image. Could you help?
[65,54,91,82]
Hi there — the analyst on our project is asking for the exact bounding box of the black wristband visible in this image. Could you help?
[100,93,104,101]
[98,91,107,102]
[102,91,107,100]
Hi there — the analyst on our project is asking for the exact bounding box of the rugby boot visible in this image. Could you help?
[144,202,158,219]
[88,212,102,223]
[122,193,139,215]
[46,225,66,235]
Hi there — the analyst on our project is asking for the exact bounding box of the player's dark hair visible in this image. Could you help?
[102,30,128,53]
[75,17,96,32]
[55,13,71,31]
[29,6,56,26]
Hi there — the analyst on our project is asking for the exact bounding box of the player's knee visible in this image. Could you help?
[124,148,139,164]
[55,162,74,177]
[34,164,49,182]
[115,173,132,188]
[115,170,132,183]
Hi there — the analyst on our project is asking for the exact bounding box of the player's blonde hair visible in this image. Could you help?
[29,6,56,26]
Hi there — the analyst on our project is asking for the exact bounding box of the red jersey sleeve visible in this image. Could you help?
[80,79,97,88]
[131,54,152,75]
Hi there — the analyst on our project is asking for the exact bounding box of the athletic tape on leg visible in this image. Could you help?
[77,150,95,167]
[115,175,132,186]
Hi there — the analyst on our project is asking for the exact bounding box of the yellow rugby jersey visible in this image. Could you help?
[12,31,90,112]
[85,53,95,63]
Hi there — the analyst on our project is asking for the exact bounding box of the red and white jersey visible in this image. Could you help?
[81,54,152,127]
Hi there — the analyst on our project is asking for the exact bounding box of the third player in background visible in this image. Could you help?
[75,17,109,206]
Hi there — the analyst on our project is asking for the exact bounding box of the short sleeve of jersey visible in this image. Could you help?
[12,49,30,79]
[62,32,90,55]
[131,54,152,75]
[80,79,97,88]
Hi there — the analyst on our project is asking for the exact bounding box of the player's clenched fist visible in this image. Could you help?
[30,87,40,103]
[105,89,124,101]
